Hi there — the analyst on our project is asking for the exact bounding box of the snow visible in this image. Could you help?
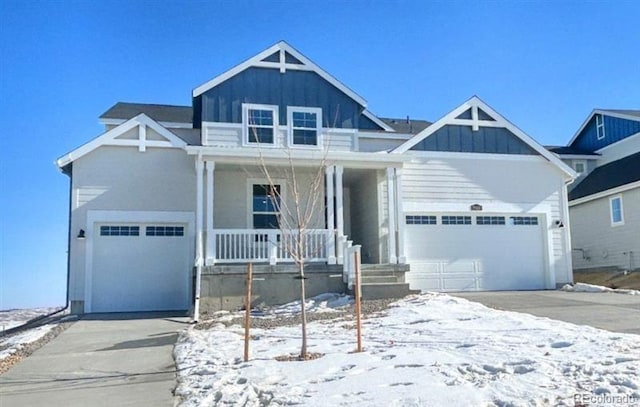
[0,307,62,331]
[562,283,640,295]
[0,324,56,360]
[174,293,640,406]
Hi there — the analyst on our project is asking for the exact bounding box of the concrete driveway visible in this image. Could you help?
[0,312,190,407]
[452,291,640,335]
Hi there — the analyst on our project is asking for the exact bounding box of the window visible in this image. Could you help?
[406,215,437,225]
[441,216,471,225]
[610,196,624,225]
[510,216,539,226]
[146,226,184,237]
[596,114,605,140]
[100,225,140,236]
[253,184,281,229]
[288,107,322,147]
[243,104,278,145]
[476,216,505,225]
[573,160,586,175]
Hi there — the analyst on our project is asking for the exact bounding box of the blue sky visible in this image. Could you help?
[1,1,638,309]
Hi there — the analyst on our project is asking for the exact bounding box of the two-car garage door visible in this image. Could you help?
[405,214,547,292]
[90,222,191,313]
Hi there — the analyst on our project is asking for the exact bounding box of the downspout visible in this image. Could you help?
[192,154,204,322]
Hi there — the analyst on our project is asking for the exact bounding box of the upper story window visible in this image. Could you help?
[610,196,624,226]
[596,114,605,140]
[287,107,322,147]
[242,104,279,145]
[573,160,586,175]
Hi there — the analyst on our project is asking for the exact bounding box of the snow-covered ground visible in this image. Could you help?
[174,293,640,407]
[562,282,640,295]
[0,307,64,363]
[0,307,61,331]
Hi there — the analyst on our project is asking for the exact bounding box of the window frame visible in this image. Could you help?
[609,195,624,226]
[242,103,279,147]
[99,225,140,236]
[247,179,285,229]
[596,114,606,140]
[287,106,322,148]
[441,215,472,225]
[406,215,437,225]
[573,160,586,175]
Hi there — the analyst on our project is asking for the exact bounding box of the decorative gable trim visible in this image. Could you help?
[568,109,640,146]
[56,114,186,168]
[392,96,576,178]
[192,41,368,107]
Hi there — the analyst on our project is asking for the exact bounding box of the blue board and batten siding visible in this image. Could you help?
[410,125,539,155]
[193,67,383,131]
[572,115,640,152]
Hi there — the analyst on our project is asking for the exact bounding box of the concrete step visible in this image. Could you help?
[361,282,412,300]
[361,264,410,273]
[361,275,404,284]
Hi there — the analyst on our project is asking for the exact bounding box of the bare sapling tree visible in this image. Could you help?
[249,111,335,359]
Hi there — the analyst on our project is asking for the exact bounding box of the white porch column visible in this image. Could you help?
[195,157,204,266]
[335,165,344,265]
[395,168,406,264]
[205,161,215,266]
[325,165,336,264]
[386,167,397,264]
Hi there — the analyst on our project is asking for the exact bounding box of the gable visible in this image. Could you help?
[410,125,537,155]
[571,113,640,152]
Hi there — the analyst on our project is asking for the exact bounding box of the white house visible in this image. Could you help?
[57,41,576,314]
[552,110,640,273]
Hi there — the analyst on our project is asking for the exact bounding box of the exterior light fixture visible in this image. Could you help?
[77,229,86,239]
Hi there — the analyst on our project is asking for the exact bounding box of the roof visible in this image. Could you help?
[381,117,431,134]
[569,152,640,200]
[545,146,600,156]
[599,109,640,119]
[100,102,193,124]
[568,108,640,146]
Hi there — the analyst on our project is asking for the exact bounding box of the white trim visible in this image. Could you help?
[362,109,395,132]
[594,131,640,154]
[392,96,576,179]
[568,109,640,146]
[287,106,323,148]
[596,114,606,140]
[573,160,587,175]
[560,182,573,283]
[138,124,146,152]
[386,168,397,264]
[57,114,187,168]
[246,178,286,229]
[407,150,552,162]
[357,132,413,140]
[394,168,406,264]
[242,103,279,147]
[192,41,368,107]
[335,165,344,238]
[195,158,204,266]
[84,210,195,313]
[326,166,335,232]
[569,180,640,206]
[552,154,599,160]
[99,117,193,129]
[609,195,624,226]
[205,161,215,266]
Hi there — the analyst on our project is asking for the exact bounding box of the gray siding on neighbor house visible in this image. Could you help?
[570,187,640,271]
[196,67,383,131]
[410,125,539,155]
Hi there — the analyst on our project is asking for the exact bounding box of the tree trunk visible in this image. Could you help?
[299,261,307,359]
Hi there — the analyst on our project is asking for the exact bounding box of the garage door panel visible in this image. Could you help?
[405,214,546,292]
[92,222,190,312]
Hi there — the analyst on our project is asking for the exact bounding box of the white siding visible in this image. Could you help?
[570,187,640,271]
[596,132,640,165]
[402,154,572,285]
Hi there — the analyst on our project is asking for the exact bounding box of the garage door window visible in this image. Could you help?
[510,216,538,226]
[406,215,437,225]
[100,226,140,236]
[146,226,184,237]
[441,216,471,225]
[476,216,505,225]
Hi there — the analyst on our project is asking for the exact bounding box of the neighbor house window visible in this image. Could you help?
[596,114,605,140]
[243,104,278,145]
[288,107,322,147]
[573,160,586,175]
[610,196,624,226]
[252,184,281,229]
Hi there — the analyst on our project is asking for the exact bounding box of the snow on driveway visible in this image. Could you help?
[174,293,640,406]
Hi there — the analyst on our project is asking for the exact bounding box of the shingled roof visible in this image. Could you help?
[569,152,640,201]
[380,117,431,134]
[545,146,600,156]
[100,102,193,124]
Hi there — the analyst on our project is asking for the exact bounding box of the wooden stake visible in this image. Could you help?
[354,251,362,353]
[243,263,253,362]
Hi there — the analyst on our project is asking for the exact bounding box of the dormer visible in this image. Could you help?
[191,41,393,150]
[569,110,640,163]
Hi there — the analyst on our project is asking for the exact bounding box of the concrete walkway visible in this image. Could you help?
[452,291,640,335]
[0,313,190,407]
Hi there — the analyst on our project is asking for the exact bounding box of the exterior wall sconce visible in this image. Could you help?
[77,229,86,239]
[554,220,564,228]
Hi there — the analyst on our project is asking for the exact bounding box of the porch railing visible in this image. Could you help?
[212,229,333,264]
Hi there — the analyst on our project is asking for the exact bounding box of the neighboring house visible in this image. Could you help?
[57,41,576,314]
[553,110,640,273]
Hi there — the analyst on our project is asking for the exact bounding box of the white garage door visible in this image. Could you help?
[405,214,546,292]
[91,222,191,312]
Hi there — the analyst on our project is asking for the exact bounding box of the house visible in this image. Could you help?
[57,41,576,315]
[553,110,640,273]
